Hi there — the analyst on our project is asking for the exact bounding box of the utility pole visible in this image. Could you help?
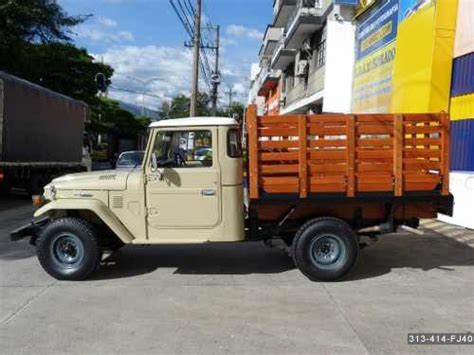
[211,25,220,116]
[190,0,202,117]
[226,85,234,114]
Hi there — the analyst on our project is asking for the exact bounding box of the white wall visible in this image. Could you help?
[438,172,474,229]
[322,13,355,113]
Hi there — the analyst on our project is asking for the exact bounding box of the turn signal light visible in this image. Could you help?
[32,195,45,207]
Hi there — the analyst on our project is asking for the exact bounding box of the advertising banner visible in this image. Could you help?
[352,0,436,112]
[352,0,399,112]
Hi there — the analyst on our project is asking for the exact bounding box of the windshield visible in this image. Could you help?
[117,151,145,166]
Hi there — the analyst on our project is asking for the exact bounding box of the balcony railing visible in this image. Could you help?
[286,80,307,106]
[284,0,331,49]
[257,66,281,96]
[273,0,298,27]
[283,65,325,109]
[259,26,284,60]
[307,65,325,97]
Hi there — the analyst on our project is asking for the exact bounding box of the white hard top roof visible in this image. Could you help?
[149,117,238,128]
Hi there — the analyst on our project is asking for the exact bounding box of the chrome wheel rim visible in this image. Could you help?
[309,234,345,268]
[51,233,84,268]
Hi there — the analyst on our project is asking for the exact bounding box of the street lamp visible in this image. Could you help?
[127,76,164,116]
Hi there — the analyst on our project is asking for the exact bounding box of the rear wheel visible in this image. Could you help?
[292,217,359,281]
[37,218,101,280]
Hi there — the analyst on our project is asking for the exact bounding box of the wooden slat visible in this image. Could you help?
[259,152,299,161]
[358,139,393,148]
[298,116,308,198]
[357,150,392,159]
[258,115,299,125]
[307,125,347,135]
[404,138,441,146]
[307,115,348,124]
[403,161,442,170]
[261,176,299,185]
[260,164,299,174]
[441,112,450,195]
[357,124,393,135]
[258,140,299,149]
[309,163,347,173]
[353,114,394,122]
[309,139,347,148]
[247,105,259,199]
[402,114,442,122]
[405,125,441,134]
[346,115,355,197]
[404,149,441,158]
[258,127,298,136]
[309,150,346,160]
[393,114,403,196]
[357,163,392,172]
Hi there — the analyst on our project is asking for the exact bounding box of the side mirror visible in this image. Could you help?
[151,152,158,171]
[151,152,165,180]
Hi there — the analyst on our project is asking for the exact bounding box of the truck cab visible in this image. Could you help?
[126,117,245,243]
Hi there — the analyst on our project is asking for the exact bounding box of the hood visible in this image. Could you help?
[51,170,131,191]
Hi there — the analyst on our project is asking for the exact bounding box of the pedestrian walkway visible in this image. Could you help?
[421,219,474,248]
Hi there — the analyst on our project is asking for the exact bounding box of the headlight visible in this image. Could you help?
[43,184,56,200]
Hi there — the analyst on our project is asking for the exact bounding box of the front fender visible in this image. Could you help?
[34,199,134,244]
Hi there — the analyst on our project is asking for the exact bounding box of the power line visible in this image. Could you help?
[169,0,193,38]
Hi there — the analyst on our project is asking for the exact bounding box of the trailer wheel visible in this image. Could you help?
[292,217,359,281]
[36,218,101,281]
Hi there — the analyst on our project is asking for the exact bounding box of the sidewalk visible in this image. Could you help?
[421,219,474,248]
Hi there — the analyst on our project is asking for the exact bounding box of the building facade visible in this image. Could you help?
[249,0,358,115]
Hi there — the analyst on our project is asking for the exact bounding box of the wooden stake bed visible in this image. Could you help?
[246,105,450,200]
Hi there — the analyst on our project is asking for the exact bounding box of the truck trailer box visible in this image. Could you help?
[0,71,87,164]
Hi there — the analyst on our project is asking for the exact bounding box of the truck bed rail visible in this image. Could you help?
[246,105,450,199]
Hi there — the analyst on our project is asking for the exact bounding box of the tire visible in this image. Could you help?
[36,218,101,281]
[292,217,359,281]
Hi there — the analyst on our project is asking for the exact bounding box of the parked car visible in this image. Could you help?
[115,151,145,170]
[194,147,212,161]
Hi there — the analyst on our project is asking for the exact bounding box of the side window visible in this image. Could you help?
[151,130,213,168]
[227,129,242,158]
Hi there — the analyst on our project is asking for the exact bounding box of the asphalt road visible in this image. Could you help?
[1,197,473,354]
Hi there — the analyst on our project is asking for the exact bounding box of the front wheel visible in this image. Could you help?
[37,218,101,280]
[292,217,359,281]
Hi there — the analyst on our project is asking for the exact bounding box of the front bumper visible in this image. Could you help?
[10,217,50,243]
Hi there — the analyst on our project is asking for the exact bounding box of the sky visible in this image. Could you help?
[58,0,272,111]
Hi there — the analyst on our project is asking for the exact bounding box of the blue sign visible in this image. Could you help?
[334,0,359,5]
[355,0,399,60]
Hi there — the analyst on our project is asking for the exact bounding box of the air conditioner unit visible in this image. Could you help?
[296,60,309,77]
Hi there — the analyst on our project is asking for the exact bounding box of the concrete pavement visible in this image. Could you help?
[1,198,473,354]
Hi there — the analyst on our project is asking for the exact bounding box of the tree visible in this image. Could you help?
[89,98,150,134]
[219,102,245,120]
[0,0,87,46]
[159,92,211,119]
[7,43,113,103]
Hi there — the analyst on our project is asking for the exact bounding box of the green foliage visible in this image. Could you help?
[159,93,212,120]
[88,98,150,134]
[0,0,145,134]
[218,102,245,120]
[3,43,113,103]
[0,0,88,47]
[159,93,245,120]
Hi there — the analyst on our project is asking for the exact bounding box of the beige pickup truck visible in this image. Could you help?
[11,110,453,281]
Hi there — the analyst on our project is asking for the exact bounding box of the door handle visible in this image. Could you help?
[201,189,216,197]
